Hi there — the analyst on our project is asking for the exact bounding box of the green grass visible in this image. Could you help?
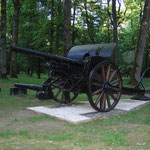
[1,73,150,149]
[0,130,76,142]
[122,76,150,88]
[0,73,46,84]
[100,129,129,146]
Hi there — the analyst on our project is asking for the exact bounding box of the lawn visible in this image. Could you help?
[0,74,150,150]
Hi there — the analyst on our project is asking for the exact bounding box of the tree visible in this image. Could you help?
[133,0,150,83]
[112,0,118,64]
[0,0,7,78]
[106,0,111,43]
[10,0,21,78]
[72,0,77,45]
[55,0,63,55]
[84,0,95,43]
[107,0,126,64]
[0,0,148,78]
[63,0,71,56]
[50,0,55,54]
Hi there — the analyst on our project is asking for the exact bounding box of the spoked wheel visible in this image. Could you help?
[88,61,122,112]
[51,77,78,104]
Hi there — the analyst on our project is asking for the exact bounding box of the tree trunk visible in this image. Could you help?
[63,0,71,56]
[107,0,110,43]
[84,0,95,44]
[107,19,110,43]
[37,59,41,79]
[27,57,33,77]
[139,2,143,24]
[72,0,77,46]
[112,0,118,65]
[50,0,55,54]
[10,0,21,78]
[133,0,150,83]
[145,46,149,70]
[56,25,59,55]
[130,8,135,48]
[0,0,7,78]
[55,0,62,55]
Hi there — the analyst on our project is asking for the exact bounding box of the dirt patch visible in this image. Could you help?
[0,108,37,128]
[117,123,143,130]
[0,138,61,150]
[0,107,67,131]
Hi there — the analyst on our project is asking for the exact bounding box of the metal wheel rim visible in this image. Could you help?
[88,61,122,112]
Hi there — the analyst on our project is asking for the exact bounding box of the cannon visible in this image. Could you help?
[10,43,123,112]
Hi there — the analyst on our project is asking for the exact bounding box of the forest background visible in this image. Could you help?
[0,0,150,84]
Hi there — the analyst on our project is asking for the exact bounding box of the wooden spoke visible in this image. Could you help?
[111,86,121,92]
[106,93,111,107]
[109,70,117,82]
[51,78,78,104]
[100,93,106,110]
[92,79,103,86]
[61,92,65,101]
[55,89,61,98]
[92,88,103,96]
[95,91,104,106]
[88,61,122,112]
[71,94,78,101]
[101,64,106,81]
[108,91,117,101]
[51,83,62,89]
[91,81,101,87]
[110,79,120,85]
[95,72,102,82]
[106,64,111,81]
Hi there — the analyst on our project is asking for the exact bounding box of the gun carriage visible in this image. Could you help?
[10,43,150,112]
[10,43,124,112]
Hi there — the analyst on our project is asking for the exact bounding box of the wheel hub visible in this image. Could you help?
[103,81,112,92]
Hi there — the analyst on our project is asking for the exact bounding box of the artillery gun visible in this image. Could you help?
[10,43,123,112]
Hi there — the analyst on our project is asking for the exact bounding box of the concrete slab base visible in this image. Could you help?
[27,99,150,124]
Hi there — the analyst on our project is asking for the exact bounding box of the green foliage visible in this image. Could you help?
[2,0,150,76]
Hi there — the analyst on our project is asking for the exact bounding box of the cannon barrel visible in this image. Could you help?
[11,46,83,65]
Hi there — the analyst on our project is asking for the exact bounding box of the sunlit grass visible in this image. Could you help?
[1,73,150,149]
